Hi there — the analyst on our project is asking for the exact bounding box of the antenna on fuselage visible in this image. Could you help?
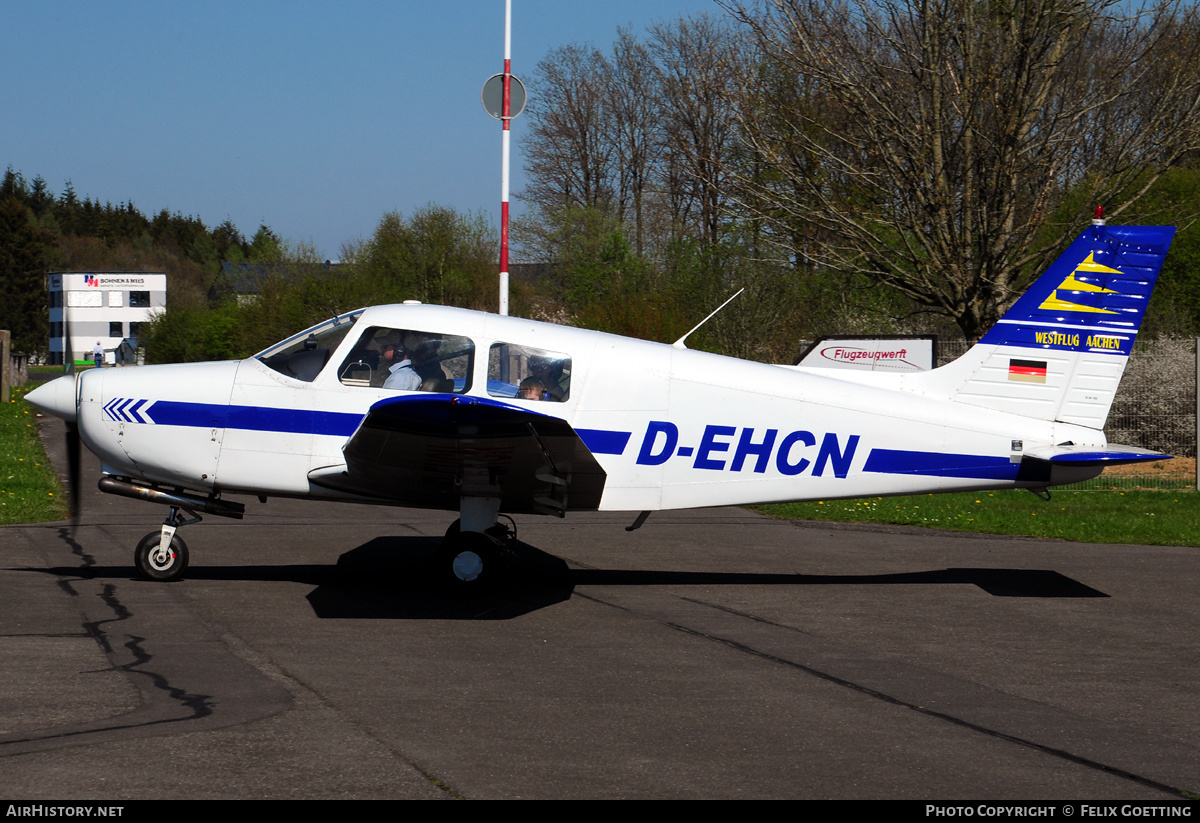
[671,288,745,349]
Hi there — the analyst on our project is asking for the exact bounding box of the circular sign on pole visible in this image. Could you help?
[481,73,526,120]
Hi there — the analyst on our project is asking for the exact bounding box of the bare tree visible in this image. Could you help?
[522,44,616,213]
[606,28,661,256]
[650,15,745,249]
[730,0,1200,339]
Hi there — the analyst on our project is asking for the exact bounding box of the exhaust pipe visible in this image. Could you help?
[98,476,245,519]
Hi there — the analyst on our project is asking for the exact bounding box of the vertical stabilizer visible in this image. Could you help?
[925,220,1176,427]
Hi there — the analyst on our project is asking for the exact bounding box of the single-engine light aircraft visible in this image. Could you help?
[27,214,1175,586]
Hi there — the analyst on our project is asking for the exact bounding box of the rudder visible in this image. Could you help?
[926,217,1176,428]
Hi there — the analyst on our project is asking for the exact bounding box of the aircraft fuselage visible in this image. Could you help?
[74,303,1104,513]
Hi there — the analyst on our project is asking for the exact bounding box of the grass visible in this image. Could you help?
[756,488,1200,547]
[28,365,74,380]
[0,380,70,525]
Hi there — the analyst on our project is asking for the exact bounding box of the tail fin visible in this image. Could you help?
[924,219,1176,428]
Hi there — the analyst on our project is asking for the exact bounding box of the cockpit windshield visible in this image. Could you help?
[256,310,363,382]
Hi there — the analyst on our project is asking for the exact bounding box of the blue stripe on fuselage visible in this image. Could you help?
[149,401,363,437]
[143,399,636,451]
[576,428,631,455]
[863,449,1019,480]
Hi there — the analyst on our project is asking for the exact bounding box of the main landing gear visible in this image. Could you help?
[439,497,516,591]
[134,506,200,582]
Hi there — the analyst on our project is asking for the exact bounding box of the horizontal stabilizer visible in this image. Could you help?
[1023,444,1172,466]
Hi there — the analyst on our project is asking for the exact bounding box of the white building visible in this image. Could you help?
[48,272,167,366]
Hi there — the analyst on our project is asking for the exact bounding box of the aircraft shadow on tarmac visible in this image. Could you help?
[35,535,1108,621]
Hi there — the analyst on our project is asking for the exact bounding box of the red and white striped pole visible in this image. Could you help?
[499,0,512,316]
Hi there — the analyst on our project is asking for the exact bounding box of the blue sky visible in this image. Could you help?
[2,1,718,259]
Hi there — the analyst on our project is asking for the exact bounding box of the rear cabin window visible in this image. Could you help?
[487,343,571,402]
[337,327,474,393]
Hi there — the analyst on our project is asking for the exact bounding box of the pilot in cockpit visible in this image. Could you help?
[382,336,422,391]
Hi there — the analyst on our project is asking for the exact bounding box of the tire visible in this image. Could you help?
[135,531,189,582]
[439,531,499,591]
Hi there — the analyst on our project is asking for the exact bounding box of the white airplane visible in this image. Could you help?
[27,213,1175,587]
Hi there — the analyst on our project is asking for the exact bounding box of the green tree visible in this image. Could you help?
[248,225,283,262]
[28,176,53,218]
[514,204,694,342]
[1117,165,1200,335]
[352,205,497,310]
[0,198,56,354]
[212,219,247,262]
[0,167,27,203]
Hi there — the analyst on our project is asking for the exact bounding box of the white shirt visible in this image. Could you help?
[383,359,421,391]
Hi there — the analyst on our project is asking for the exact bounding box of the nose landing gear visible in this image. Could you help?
[134,506,200,582]
[98,478,245,583]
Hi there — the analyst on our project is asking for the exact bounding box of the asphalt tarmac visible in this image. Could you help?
[0,415,1197,799]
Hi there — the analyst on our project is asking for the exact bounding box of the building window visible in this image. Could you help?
[68,291,102,308]
[129,322,142,342]
[110,321,124,338]
[129,291,150,307]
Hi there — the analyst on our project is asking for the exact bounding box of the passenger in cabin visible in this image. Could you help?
[517,377,547,401]
[528,356,567,401]
[405,331,448,383]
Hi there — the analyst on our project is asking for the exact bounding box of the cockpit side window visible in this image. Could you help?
[256,311,362,382]
[337,326,474,393]
[488,343,571,401]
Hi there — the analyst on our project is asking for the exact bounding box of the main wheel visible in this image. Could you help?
[134,532,189,582]
[439,531,499,590]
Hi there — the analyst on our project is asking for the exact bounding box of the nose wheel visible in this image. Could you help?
[134,505,199,582]
[135,531,190,582]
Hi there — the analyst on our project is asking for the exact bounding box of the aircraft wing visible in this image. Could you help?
[308,394,607,515]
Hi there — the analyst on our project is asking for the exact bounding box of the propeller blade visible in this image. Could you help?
[63,305,80,531]
[63,303,74,376]
[65,420,81,532]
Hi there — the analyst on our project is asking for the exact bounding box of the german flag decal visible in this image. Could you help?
[1008,359,1048,383]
